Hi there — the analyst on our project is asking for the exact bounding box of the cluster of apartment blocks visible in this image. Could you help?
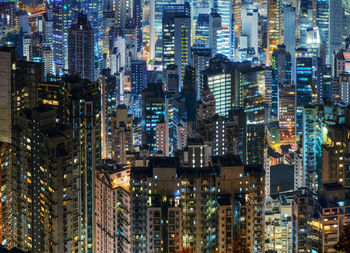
[95,154,265,253]
[96,156,350,253]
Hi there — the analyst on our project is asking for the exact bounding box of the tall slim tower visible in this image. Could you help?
[214,0,234,60]
[81,0,103,70]
[266,0,283,66]
[149,0,177,59]
[209,10,221,57]
[68,13,95,81]
[52,0,80,74]
[162,3,191,87]
[271,45,292,121]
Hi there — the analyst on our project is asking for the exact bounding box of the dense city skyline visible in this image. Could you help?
[0,0,350,252]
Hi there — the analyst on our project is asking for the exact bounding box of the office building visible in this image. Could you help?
[208,10,221,57]
[162,3,191,87]
[215,0,233,59]
[142,83,166,152]
[296,48,314,135]
[201,54,235,116]
[271,45,292,122]
[315,0,329,64]
[240,5,258,61]
[192,48,211,101]
[194,14,209,47]
[303,105,323,193]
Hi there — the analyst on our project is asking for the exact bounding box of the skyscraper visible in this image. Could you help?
[201,54,234,116]
[192,47,211,100]
[315,0,329,64]
[240,5,258,61]
[241,66,270,165]
[214,0,234,59]
[279,83,296,149]
[266,0,283,66]
[162,3,191,87]
[208,9,221,57]
[68,13,95,81]
[194,13,209,47]
[271,45,292,121]
[69,79,101,253]
[0,47,13,144]
[81,0,103,69]
[149,0,177,59]
[296,48,314,135]
[142,83,166,152]
[52,0,80,73]
[0,108,79,253]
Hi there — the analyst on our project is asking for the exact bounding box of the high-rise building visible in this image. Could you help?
[177,137,212,167]
[195,109,247,161]
[0,48,43,144]
[329,0,345,66]
[162,3,191,87]
[322,107,350,189]
[182,66,197,122]
[316,64,332,103]
[303,105,323,193]
[279,83,296,149]
[0,2,16,31]
[315,0,329,64]
[142,83,166,152]
[133,0,143,52]
[194,14,209,47]
[283,6,296,58]
[52,0,80,73]
[241,66,270,165]
[149,0,177,60]
[191,0,210,46]
[293,188,322,252]
[266,0,283,66]
[319,183,350,252]
[214,0,234,59]
[112,107,134,164]
[101,73,118,159]
[95,162,131,253]
[271,45,292,122]
[155,121,169,156]
[265,193,293,253]
[241,66,269,125]
[192,47,211,100]
[81,0,103,69]
[131,60,147,95]
[201,54,235,116]
[0,47,14,143]
[208,10,221,57]
[68,13,95,81]
[239,5,258,61]
[296,48,314,135]
[69,79,101,253]
[298,0,313,50]
[0,107,79,253]
[130,155,265,252]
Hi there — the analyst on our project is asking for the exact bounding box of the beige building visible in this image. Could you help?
[95,162,131,253]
